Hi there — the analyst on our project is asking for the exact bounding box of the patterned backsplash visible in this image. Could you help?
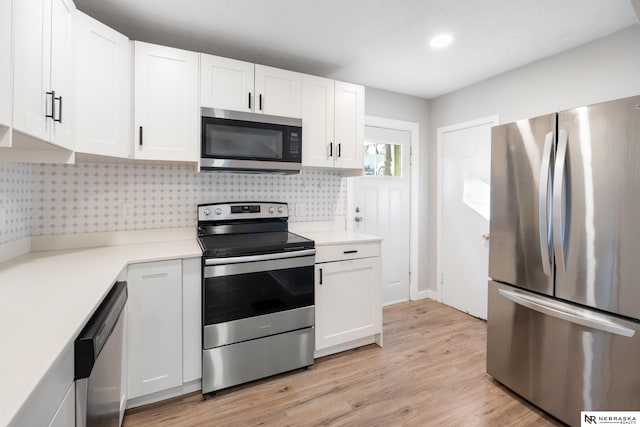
[0,163,32,244]
[28,162,346,237]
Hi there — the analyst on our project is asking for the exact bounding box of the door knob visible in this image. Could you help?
[482,233,490,241]
[355,216,364,222]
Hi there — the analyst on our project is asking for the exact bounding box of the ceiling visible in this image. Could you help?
[74,0,639,99]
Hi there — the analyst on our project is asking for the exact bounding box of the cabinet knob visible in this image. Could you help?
[355,216,364,222]
[482,233,490,241]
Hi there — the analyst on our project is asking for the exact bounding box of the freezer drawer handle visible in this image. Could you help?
[498,288,635,338]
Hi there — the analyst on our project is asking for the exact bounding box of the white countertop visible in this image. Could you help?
[0,239,201,427]
[298,231,381,245]
[0,228,378,426]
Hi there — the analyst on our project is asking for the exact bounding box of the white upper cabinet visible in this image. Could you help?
[75,11,131,158]
[254,65,301,118]
[200,58,301,118]
[13,0,75,150]
[333,81,364,169]
[134,41,199,162]
[301,76,364,171]
[200,54,254,113]
[0,0,11,128]
[301,74,335,168]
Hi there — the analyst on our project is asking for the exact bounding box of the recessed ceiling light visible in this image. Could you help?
[430,34,453,48]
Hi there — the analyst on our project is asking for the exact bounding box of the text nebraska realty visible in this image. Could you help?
[585,415,637,425]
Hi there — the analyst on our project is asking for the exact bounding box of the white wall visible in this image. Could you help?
[365,88,430,293]
[428,24,640,293]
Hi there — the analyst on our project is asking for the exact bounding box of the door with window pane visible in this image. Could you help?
[353,125,411,305]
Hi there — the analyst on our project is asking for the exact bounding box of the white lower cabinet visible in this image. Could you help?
[47,384,74,427]
[314,242,382,356]
[126,259,183,399]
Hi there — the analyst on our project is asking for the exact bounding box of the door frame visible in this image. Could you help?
[436,114,499,302]
[347,115,420,301]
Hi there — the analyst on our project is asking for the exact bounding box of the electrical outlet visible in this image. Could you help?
[295,203,306,217]
[122,203,135,219]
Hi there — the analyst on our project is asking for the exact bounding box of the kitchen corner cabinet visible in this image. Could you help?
[301,76,364,171]
[134,41,199,162]
[12,0,75,150]
[0,0,11,129]
[200,56,301,118]
[126,259,183,399]
[74,11,131,158]
[314,241,382,357]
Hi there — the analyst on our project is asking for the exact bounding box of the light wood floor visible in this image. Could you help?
[124,299,564,427]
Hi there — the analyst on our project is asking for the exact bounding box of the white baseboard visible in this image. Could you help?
[126,380,201,410]
[314,335,381,359]
[413,289,438,301]
[0,237,31,264]
[31,227,196,252]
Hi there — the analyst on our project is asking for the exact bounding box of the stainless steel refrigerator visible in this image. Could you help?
[487,95,640,426]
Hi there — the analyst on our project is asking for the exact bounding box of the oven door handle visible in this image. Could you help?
[204,249,316,266]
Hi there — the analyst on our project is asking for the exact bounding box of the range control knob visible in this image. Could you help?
[278,206,285,214]
[204,208,211,216]
[215,208,222,215]
[268,207,275,214]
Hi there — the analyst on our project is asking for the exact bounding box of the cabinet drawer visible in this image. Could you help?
[315,242,380,263]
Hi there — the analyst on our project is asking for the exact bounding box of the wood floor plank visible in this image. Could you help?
[123,299,564,426]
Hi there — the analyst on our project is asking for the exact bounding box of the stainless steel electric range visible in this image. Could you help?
[197,201,316,394]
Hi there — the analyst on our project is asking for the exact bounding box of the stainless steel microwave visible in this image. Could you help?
[200,108,302,174]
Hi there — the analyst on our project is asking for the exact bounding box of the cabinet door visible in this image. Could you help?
[47,383,75,427]
[301,74,335,168]
[200,54,254,112]
[12,0,50,142]
[49,0,75,150]
[334,81,364,169]
[315,257,382,350]
[0,0,11,128]
[127,260,183,399]
[75,11,131,158]
[254,64,301,118]
[182,257,202,383]
[134,41,199,161]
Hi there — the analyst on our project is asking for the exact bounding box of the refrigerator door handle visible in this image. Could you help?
[553,129,569,276]
[498,288,635,338]
[538,131,554,276]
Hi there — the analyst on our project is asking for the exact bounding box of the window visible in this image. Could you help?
[363,143,403,177]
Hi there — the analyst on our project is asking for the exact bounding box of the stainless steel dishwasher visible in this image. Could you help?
[74,281,127,427]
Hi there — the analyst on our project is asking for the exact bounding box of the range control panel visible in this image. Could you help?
[198,202,288,222]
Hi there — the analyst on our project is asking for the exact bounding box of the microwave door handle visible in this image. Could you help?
[248,92,251,110]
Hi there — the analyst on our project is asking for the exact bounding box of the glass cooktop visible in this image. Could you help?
[198,231,314,258]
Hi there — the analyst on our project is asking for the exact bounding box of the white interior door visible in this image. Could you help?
[439,116,498,319]
[353,125,411,305]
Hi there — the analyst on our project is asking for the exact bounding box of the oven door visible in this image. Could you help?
[203,250,315,349]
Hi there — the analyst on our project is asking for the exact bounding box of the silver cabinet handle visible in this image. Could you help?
[538,131,554,276]
[553,129,569,276]
[498,288,635,337]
